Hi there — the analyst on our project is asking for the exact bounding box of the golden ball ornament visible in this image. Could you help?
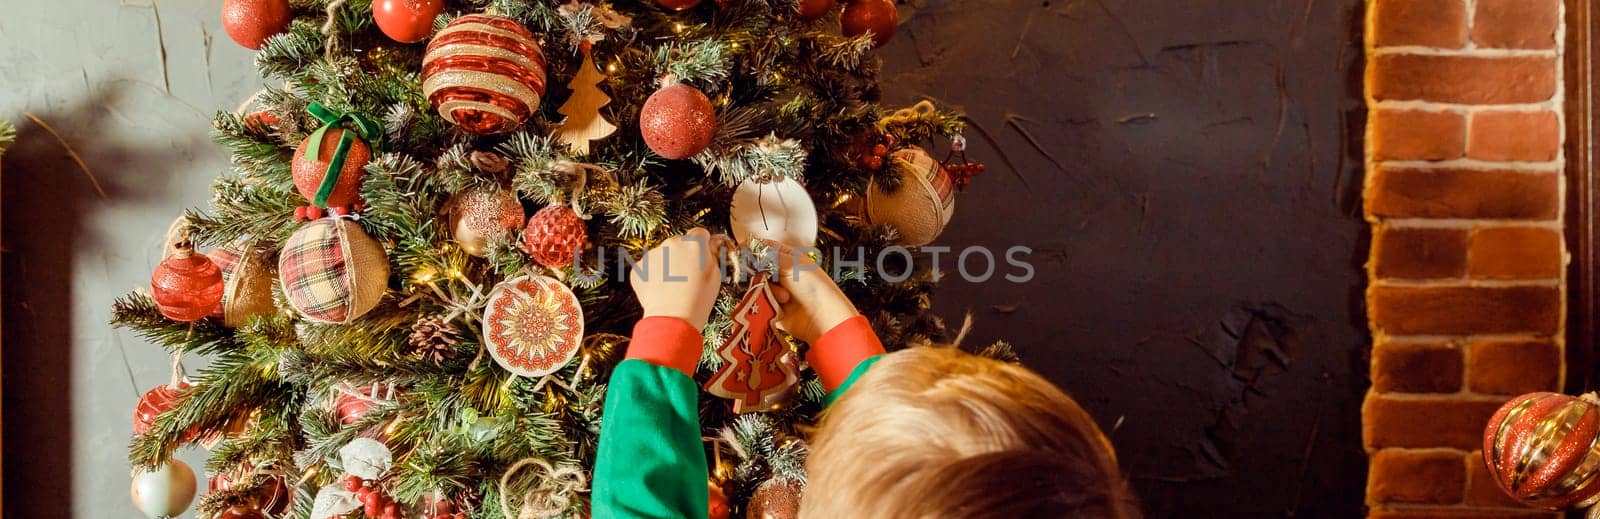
[131,460,198,519]
[640,82,718,160]
[449,187,525,257]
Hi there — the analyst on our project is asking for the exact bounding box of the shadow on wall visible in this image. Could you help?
[2,86,212,516]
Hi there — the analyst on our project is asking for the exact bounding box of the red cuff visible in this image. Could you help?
[805,315,885,392]
[626,316,703,376]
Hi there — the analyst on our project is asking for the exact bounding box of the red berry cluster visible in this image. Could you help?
[944,161,986,190]
[856,133,897,171]
[345,475,404,519]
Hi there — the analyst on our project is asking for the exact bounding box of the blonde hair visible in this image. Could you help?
[801,347,1138,519]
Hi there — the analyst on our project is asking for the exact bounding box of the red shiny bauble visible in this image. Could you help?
[840,0,897,47]
[216,504,269,519]
[221,0,294,50]
[151,248,225,322]
[522,205,589,269]
[133,381,192,436]
[423,15,548,134]
[1483,392,1600,509]
[374,0,444,43]
[243,111,279,134]
[639,83,718,160]
[657,0,703,10]
[796,0,835,21]
[292,129,371,209]
[335,385,388,425]
[708,482,731,519]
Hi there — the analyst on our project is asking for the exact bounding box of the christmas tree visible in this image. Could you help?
[114,0,982,517]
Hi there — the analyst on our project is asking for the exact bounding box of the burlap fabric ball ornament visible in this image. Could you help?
[423,14,549,135]
[211,240,277,327]
[866,146,956,247]
[450,187,525,257]
[482,275,584,377]
[1483,392,1600,509]
[522,205,588,269]
[278,219,390,324]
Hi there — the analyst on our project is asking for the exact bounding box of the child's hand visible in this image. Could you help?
[761,241,861,344]
[630,228,725,330]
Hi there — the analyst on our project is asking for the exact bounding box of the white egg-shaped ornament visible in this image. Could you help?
[131,460,198,519]
[865,146,956,247]
[728,176,818,248]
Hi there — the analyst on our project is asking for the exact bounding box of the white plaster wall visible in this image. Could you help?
[1,1,265,516]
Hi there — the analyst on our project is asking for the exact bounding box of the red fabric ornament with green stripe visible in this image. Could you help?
[1482,392,1600,509]
[292,103,380,212]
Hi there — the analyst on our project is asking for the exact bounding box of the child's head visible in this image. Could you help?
[802,347,1138,519]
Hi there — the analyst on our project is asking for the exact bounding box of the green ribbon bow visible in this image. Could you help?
[305,103,381,208]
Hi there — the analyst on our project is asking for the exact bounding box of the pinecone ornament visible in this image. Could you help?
[409,317,462,364]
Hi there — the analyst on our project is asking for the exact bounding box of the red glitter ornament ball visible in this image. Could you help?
[639,82,718,160]
[133,381,192,436]
[151,247,226,322]
[657,0,703,10]
[1483,392,1600,509]
[796,0,835,21]
[840,0,897,47]
[522,205,589,269]
[373,0,444,43]
[292,129,371,209]
[423,15,549,135]
[221,0,294,50]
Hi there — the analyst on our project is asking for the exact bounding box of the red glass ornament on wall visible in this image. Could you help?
[151,245,225,322]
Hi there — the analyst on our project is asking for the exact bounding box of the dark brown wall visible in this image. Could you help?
[879,1,1369,515]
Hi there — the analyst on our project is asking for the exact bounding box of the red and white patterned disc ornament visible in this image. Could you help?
[481,275,584,377]
[422,14,549,135]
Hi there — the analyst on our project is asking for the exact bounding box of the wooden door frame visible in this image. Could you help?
[1566,0,1599,394]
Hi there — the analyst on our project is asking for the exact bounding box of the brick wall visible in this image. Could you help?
[1363,0,1566,517]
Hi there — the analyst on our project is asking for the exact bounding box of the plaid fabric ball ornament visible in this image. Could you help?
[522,205,588,269]
[278,218,390,324]
[866,146,956,247]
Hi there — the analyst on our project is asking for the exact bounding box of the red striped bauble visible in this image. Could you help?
[422,14,548,135]
[1483,392,1600,509]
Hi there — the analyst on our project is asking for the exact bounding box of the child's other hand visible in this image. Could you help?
[761,241,861,344]
[630,228,725,330]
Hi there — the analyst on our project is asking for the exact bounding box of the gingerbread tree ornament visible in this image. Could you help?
[555,42,618,155]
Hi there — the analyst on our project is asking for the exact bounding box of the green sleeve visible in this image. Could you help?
[592,359,708,519]
[822,355,884,407]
